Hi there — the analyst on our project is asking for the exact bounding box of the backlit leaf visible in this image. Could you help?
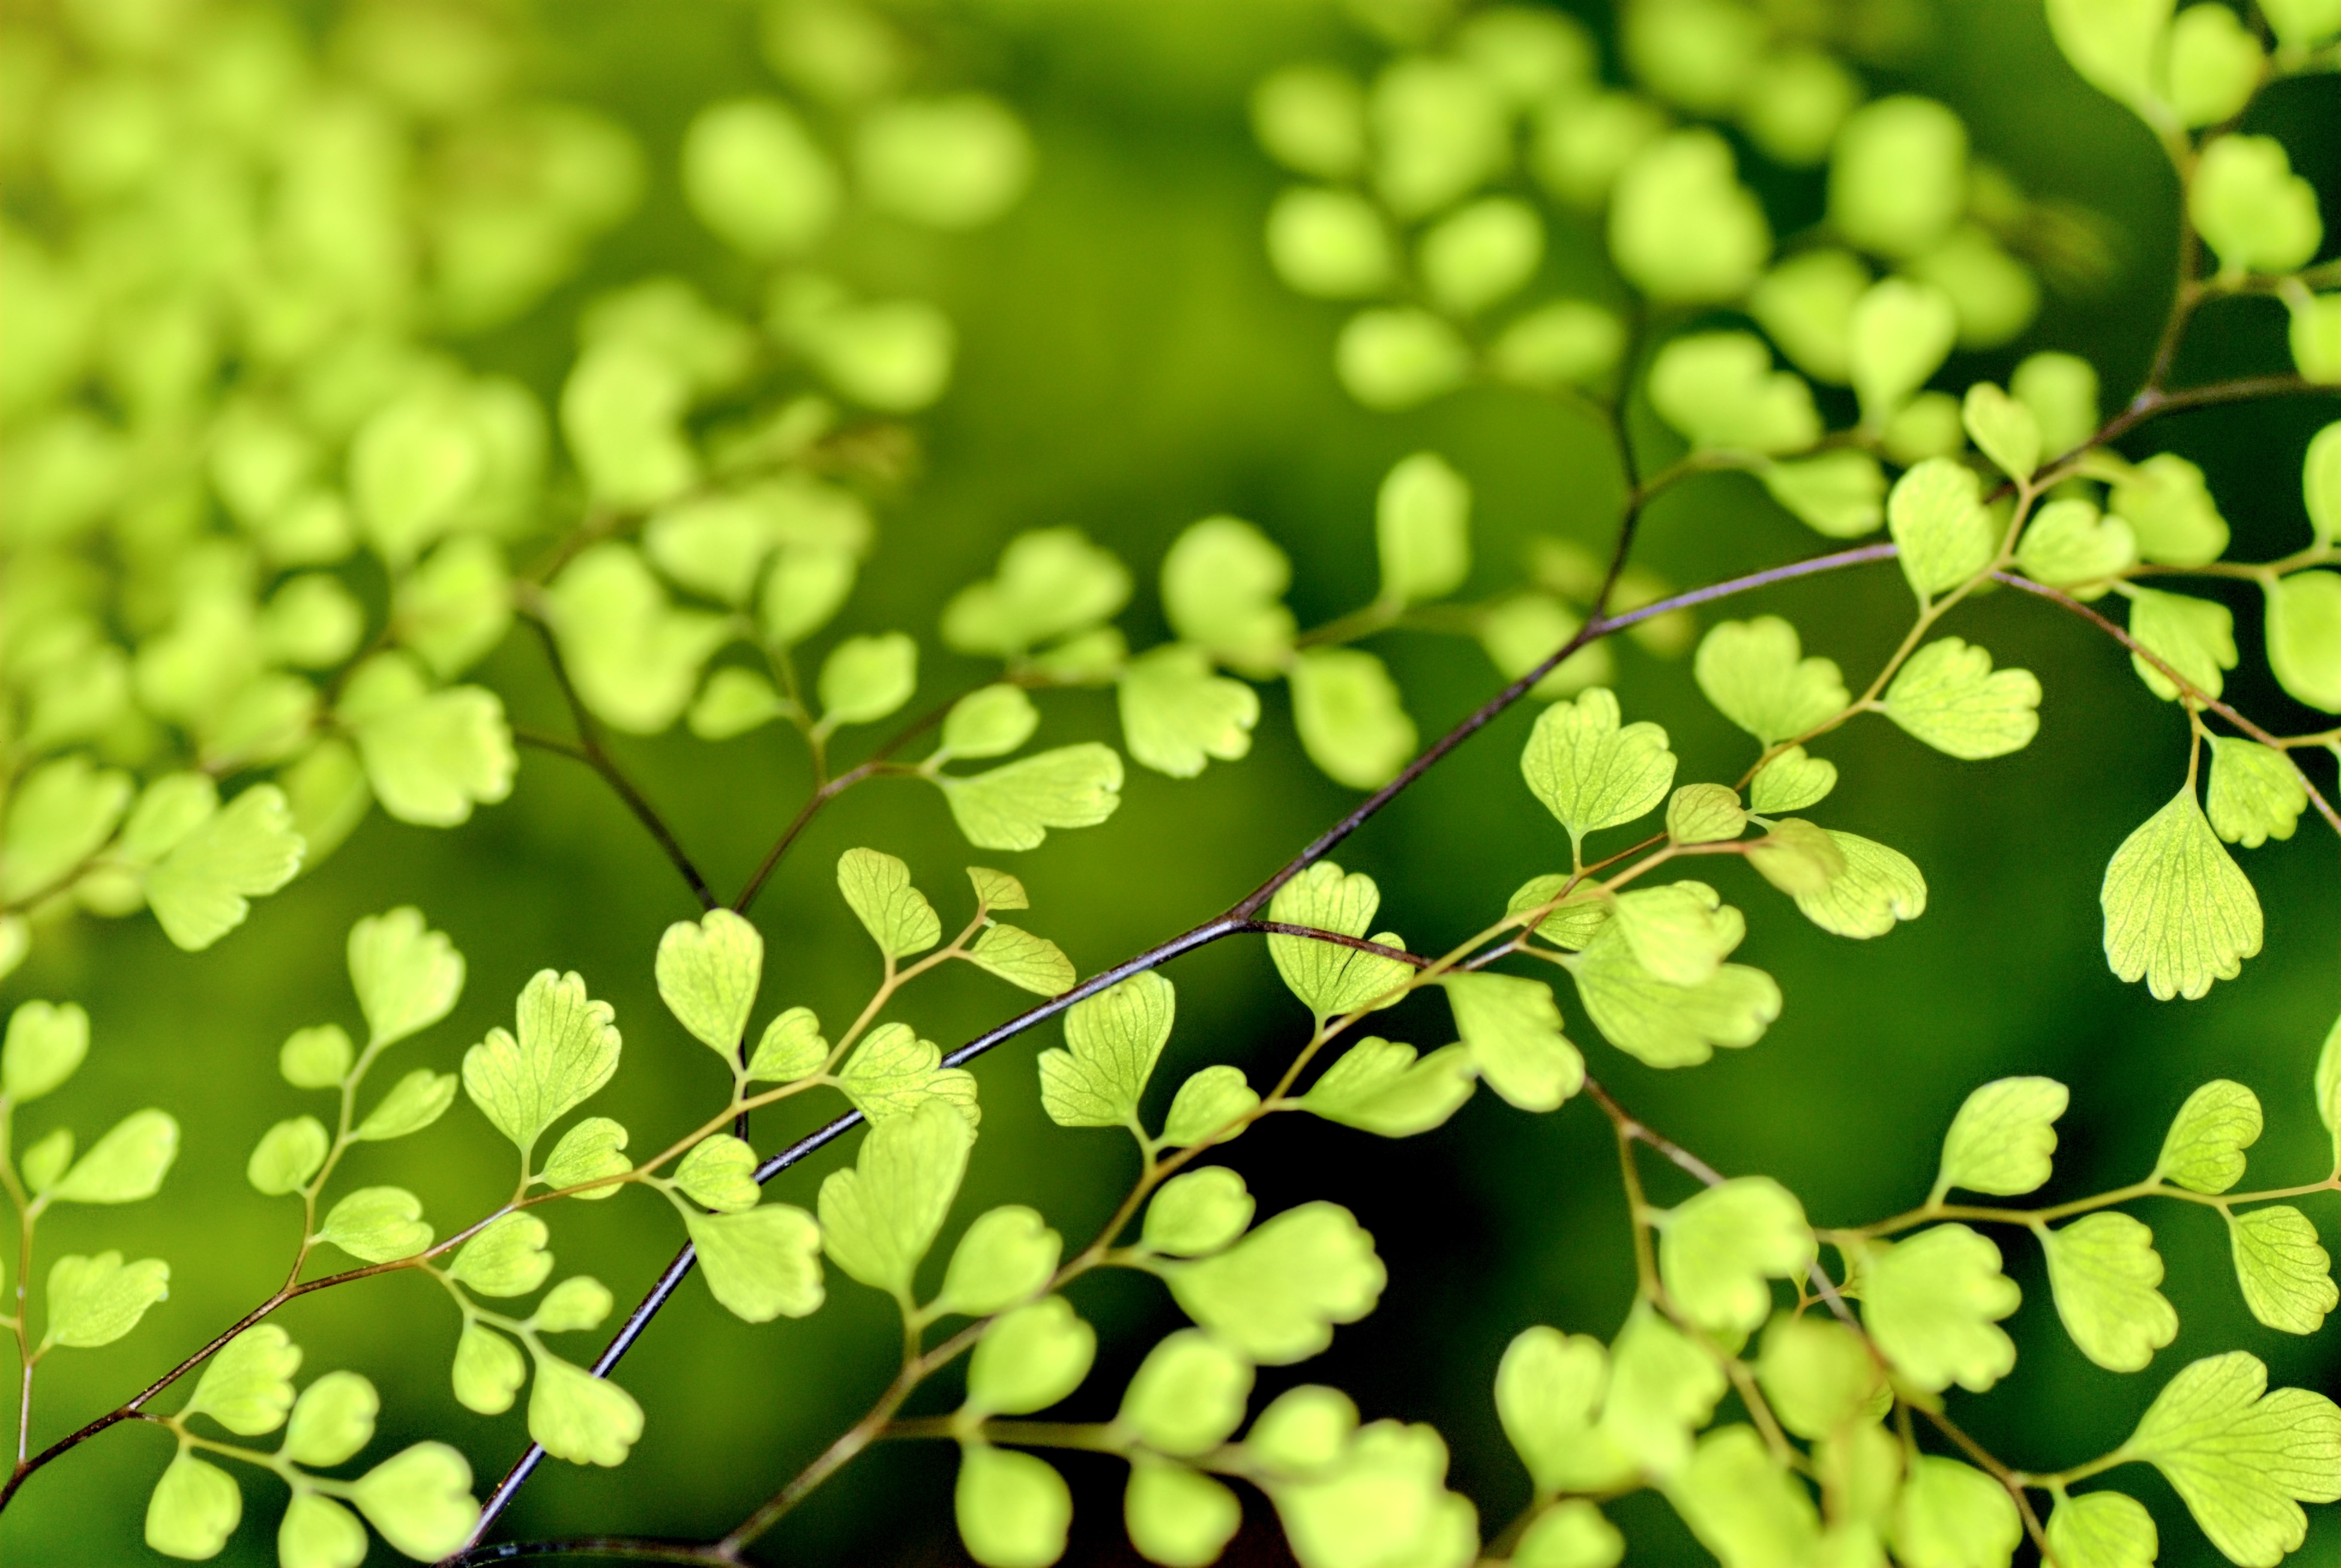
[1038,972,1173,1128]
[2043,1213,2178,1372]
[2125,1352,2341,1567]
[1936,1077,2067,1198]
[1882,639,2042,760]
[2101,785,2262,1000]
[1861,1225,2020,1393]
[462,970,624,1158]
[2229,1207,2336,1335]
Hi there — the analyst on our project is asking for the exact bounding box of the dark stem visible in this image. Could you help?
[458,529,1912,1549]
[731,761,878,915]
[521,621,718,912]
[1992,574,2341,836]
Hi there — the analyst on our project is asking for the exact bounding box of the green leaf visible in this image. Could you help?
[280,1489,366,1568]
[44,1251,170,1349]
[2308,423,2341,545]
[681,98,839,256]
[1755,1314,1884,1440]
[939,1206,1062,1317]
[2109,454,2230,569]
[1514,1501,1625,1568]
[319,1187,433,1264]
[1609,130,1771,302]
[2207,739,2309,847]
[247,1116,329,1196]
[1289,648,1417,790]
[819,1098,972,1297]
[1610,881,1741,986]
[2157,1080,2262,1193]
[347,907,465,1051]
[528,1354,644,1467]
[1792,830,1929,938]
[747,1008,827,1083]
[2192,136,2324,276]
[1695,619,1848,743]
[21,1129,68,1192]
[1160,515,1295,677]
[1478,593,1612,700]
[398,535,512,677]
[1668,784,1747,846]
[1165,1202,1385,1364]
[1890,1456,2022,1568]
[676,1134,761,1213]
[1829,95,1968,256]
[1670,1425,1822,1568]
[1143,1168,1256,1258]
[1962,383,2043,482]
[1850,278,1958,427]
[2229,1206,2336,1334]
[685,1205,826,1323]
[1657,1177,1816,1335]
[938,744,1125,850]
[2017,498,2138,595]
[184,1324,301,1436]
[52,1108,178,1204]
[836,849,940,960]
[1267,1418,1478,1568]
[1444,972,1585,1110]
[2125,1351,2341,1567]
[1116,645,1259,779]
[1861,1225,2020,1393]
[689,668,788,740]
[1246,1384,1360,1475]
[1126,1461,1244,1568]
[1761,451,1888,539]
[284,1371,379,1466]
[940,686,1041,762]
[1747,818,1846,897]
[818,632,918,727]
[546,543,731,730]
[0,756,131,904]
[1301,1038,1477,1138]
[1882,639,2043,760]
[1161,1066,1261,1147]
[3,1000,88,1101]
[1507,876,1613,949]
[2267,571,2341,713]
[857,94,1032,229]
[534,1277,615,1334]
[146,784,304,951]
[1122,1330,1255,1457]
[356,1069,459,1142]
[541,1117,631,1200]
[966,1296,1095,1415]
[1750,748,1839,814]
[338,657,516,827]
[352,1443,480,1560]
[1337,307,1472,410]
[1418,198,1542,314]
[145,1453,241,1560]
[1038,971,1174,1129]
[462,970,624,1159]
[2125,587,2237,701]
[837,1023,979,1125]
[1888,459,1996,599]
[1648,332,1821,454]
[450,1213,553,1297]
[2047,1491,2159,1568]
[280,1025,354,1089]
[1936,1077,2068,1198]
[453,1323,526,1415]
[2045,0,2175,109]
[1496,1327,1635,1493]
[656,909,762,1055]
[1519,688,1677,849]
[1601,1305,1727,1476]
[969,867,1030,911]
[956,1444,1072,1568]
[941,527,1131,659]
[1376,452,1472,603]
[2043,1213,2178,1371]
[2101,784,2263,1000]
[1569,919,1780,1069]
[1267,864,1413,1020]
[967,925,1075,996]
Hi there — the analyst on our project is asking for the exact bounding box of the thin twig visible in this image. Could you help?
[522,621,718,912]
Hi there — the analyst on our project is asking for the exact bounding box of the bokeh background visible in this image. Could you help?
[4,0,2340,1562]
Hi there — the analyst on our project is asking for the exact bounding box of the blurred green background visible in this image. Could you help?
[5,0,2340,1562]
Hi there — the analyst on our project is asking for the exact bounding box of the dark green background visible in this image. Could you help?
[5,0,2340,1561]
